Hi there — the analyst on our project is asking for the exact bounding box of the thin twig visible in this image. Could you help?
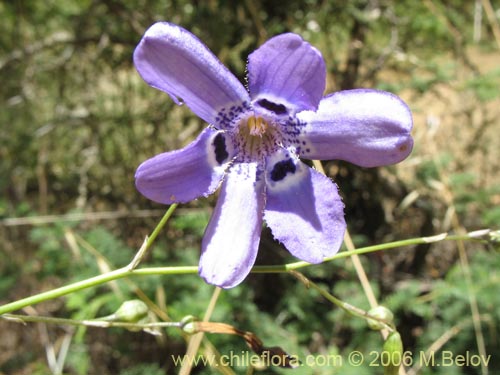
[481,0,500,49]
[343,230,379,310]
[407,316,490,375]
[0,209,167,226]
[180,287,222,375]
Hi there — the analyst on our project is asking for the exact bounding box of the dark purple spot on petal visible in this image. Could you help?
[270,159,296,181]
[213,133,229,164]
[257,99,288,115]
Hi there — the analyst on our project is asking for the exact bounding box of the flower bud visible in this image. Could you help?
[180,315,198,334]
[182,322,197,334]
[382,331,404,375]
[367,305,394,330]
[112,300,149,323]
[489,230,500,243]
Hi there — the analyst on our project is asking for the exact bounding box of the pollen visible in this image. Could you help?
[247,116,268,136]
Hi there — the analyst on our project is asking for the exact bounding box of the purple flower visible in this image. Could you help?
[133,22,413,288]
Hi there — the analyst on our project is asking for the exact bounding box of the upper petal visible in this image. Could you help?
[264,150,346,263]
[134,22,250,125]
[199,162,265,288]
[135,128,233,204]
[248,33,326,115]
[296,89,413,167]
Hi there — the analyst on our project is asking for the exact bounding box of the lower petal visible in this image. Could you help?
[264,151,346,263]
[135,128,232,204]
[199,162,265,288]
[296,89,413,167]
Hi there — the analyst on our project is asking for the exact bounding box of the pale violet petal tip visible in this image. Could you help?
[135,128,232,204]
[133,22,249,125]
[199,162,265,288]
[248,33,326,115]
[297,89,413,167]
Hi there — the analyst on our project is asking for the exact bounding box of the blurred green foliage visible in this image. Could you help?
[1,0,500,374]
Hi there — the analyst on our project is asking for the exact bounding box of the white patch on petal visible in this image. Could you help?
[206,131,234,168]
[265,149,307,192]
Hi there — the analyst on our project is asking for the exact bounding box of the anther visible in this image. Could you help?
[247,116,268,136]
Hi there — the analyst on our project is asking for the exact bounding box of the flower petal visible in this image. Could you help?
[248,33,326,115]
[296,89,413,167]
[200,162,265,288]
[264,150,346,263]
[134,22,250,125]
[135,128,233,204]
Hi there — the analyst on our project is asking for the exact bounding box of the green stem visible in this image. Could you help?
[252,231,488,273]
[290,271,394,332]
[148,203,178,245]
[0,230,489,315]
[0,266,198,315]
[2,312,182,329]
